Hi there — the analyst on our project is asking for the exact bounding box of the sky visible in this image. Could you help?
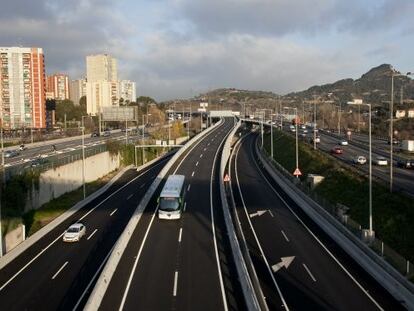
[1,0,413,101]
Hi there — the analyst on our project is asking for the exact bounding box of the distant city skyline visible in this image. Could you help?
[0,0,413,101]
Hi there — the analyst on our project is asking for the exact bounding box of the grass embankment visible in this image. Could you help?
[264,130,414,263]
[22,169,119,236]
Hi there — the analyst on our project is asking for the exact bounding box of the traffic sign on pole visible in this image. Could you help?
[293,168,302,176]
[224,174,230,182]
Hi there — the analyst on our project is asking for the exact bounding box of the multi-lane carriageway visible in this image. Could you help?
[229,131,403,311]
[0,117,407,310]
[99,117,245,310]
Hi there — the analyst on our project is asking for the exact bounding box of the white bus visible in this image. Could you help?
[158,175,185,220]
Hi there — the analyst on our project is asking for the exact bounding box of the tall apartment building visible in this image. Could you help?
[46,73,69,100]
[69,78,87,105]
[86,54,117,82]
[119,80,136,104]
[0,47,46,129]
[86,54,119,115]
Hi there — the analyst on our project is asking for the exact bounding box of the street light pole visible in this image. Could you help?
[81,116,86,200]
[295,107,299,177]
[313,100,317,150]
[348,102,373,236]
[390,73,394,193]
[271,111,274,159]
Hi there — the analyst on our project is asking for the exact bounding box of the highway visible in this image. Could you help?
[99,117,245,311]
[0,156,170,310]
[2,131,133,166]
[315,131,414,196]
[229,132,404,310]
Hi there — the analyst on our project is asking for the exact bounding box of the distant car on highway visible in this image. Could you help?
[91,132,100,137]
[19,144,27,151]
[397,159,413,169]
[289,125,296,132]
[103,130,111,137]
[374,156,388,166]
[387,139,399,145]
[4,150,20,158]
[300,124,306,130]
[311,136,321,144]
[339,140,348,146]
[63,223,86,242]
[331,146,343,154]
[353,155,367,165]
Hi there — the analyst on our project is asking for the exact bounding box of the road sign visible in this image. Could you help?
[224,174,230,182]
[293,168,302,176]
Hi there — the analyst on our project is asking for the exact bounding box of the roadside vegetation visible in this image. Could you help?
[263,130,414,263]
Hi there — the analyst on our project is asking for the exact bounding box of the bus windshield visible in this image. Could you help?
[159,197,180,211]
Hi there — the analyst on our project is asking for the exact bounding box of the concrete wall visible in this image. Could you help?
[4,225,25,253]
[26,151,120,211]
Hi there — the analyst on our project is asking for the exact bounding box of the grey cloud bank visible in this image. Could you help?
[0,0,413,101]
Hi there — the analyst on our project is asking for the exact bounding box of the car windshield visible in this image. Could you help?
[67,227,80,233]
[160,197,180,211]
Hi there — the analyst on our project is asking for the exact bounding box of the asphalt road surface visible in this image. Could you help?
[99,117,246,311]
[0,156,170,311]
[229,132,403,311]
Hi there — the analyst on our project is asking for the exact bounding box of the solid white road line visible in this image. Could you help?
[200,154,203,158]
[196,161,199,166]
[52,261,68,280]
[191,171,195,177]
[87,229,98,240]
[178,228,183,243]
[187,184,191,191]
[183,202,187,212]
[281,230,290,242]
[118,123,224,310]
[235,138,290,311]
[209,127,230,311]
[139,183,146,189]
[110,208,118,216]
[303,263,317,282]
[73,245,116,310]
[204,147,207,151]
[173,271,178,297]
[250,139,384,310]
[126,194,134,200]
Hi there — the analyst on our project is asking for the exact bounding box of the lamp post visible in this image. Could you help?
[348,102,373,237]
[338,102,342,135]
[313,100,317,150]
[389,69,413,193]
[270,111,274,159]
[81,116,89,200]
[284,106,299,178]
[0,113,4,257]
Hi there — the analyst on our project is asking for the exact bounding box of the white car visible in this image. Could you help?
[339,140,348,146]
[63,223,86,242]
[353,155,367,165]
[374,156,388,166]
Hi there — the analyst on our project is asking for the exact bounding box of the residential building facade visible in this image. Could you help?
[119,80,136,104]
[0,47,46,129]
[69,78,87,105]
[86,81,119,115]
[86,54,119,115]
[46,73,69,100]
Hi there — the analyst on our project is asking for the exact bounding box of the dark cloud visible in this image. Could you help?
[0,0,129,78]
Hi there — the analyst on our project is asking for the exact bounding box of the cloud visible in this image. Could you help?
[129,33,365,100]
[0,0,130,78]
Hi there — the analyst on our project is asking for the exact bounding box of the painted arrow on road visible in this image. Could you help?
[271,256,295,273]
[249,210,267,218]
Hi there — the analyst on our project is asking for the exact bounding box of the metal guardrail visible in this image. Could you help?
[84,120,223,311]
[219,121,262,311]
[255,138,414,310]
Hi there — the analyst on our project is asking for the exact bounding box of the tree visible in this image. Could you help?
[55,99,87,122]
[136,96,157,105]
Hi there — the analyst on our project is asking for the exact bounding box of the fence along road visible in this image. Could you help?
[96,117,246,311]
[229,132,403,310]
